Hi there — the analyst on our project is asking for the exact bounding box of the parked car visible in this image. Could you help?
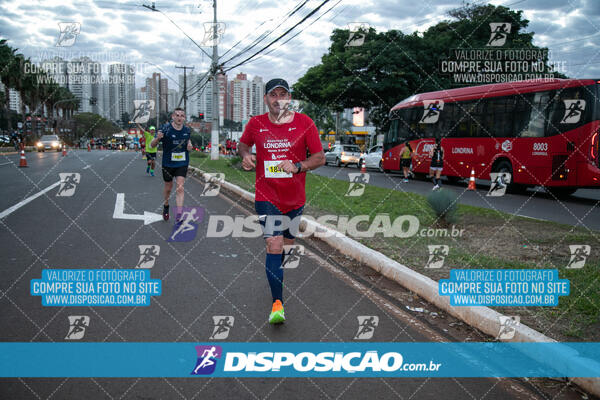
[359,145,383,172]
[325,144,363,167]
[36,135,62,152]
[0,135,10,146]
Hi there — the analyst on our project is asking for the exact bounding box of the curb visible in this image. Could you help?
[190,166,600,396]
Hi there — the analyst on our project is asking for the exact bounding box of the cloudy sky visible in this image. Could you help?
[1,0,599,97]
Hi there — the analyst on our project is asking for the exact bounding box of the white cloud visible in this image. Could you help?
[2,0,598,91]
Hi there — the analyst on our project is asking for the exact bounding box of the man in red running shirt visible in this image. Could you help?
[238,78,325,324]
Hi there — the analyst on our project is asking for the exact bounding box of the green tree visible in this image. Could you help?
[74,112,120,141]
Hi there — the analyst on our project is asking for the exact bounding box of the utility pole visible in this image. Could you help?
[175,65,194,116]
[210,0,219,160]
[155,73,159,129]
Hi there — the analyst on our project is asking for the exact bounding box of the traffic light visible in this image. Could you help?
[198,113,204,120]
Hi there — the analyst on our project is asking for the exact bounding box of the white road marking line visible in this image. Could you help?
[112,193,163,225]
[0,181,61,219]
[83,165,91,170]
[0,161,13,166]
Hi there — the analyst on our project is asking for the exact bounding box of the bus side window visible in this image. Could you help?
[546,87,587,136]
[513,94,532,137]
[485,97,514,138]
[520,91,550,138]
[466,101,485,137]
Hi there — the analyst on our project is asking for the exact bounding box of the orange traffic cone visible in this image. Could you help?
[361,160,366,173]
[18,150,28,168]
[467,169,476,190]
[62,146,67,156]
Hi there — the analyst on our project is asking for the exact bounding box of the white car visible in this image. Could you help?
[36,135,63,152]
[358,145,383,172]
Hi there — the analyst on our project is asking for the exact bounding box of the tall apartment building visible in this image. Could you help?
[145,72,167,118]
[100,79,110,120]
[167,89,179,113]
[229,73,252,123]
[64,56,101,114]
[7,86,24,113]
[108,63,135,123]
[251,76,265,116]
[217,73,228,124]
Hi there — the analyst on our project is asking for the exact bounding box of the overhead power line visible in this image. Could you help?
[220,0,311,65]
[250,0,343,63]
[223,0,332,72]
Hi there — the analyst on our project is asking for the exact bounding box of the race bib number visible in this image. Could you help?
[171,152,186,162]
[264,160,292,178]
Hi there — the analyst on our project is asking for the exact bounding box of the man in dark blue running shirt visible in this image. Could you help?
[150,107,193,221]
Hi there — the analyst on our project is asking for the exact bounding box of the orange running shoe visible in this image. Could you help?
[269,300,285,324]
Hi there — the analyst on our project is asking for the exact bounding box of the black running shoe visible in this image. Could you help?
[162,204,169,221]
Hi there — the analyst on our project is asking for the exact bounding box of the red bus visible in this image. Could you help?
[382,79,600,196]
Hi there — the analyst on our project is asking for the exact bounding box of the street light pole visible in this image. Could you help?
[155,73,159,129]
[210,0,219,160]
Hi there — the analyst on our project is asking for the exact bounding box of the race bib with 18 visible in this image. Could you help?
[171,152,186,162]
[264,160,292,178]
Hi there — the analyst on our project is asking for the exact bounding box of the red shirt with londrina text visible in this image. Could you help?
[240,112,322,213]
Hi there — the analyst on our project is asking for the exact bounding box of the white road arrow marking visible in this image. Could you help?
[112,193,162,225]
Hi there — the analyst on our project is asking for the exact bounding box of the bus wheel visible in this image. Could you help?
[493,161,527,194]
[546,187,577,198]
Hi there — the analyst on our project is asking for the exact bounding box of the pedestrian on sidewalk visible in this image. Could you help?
[429,137,444,190]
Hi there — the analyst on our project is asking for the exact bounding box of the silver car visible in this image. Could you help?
[36,135,63,152]
[358,145,383,172]
[325,145,363,167]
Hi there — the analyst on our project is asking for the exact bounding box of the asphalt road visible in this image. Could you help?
[0,150,588,399]
[312,164,600,231]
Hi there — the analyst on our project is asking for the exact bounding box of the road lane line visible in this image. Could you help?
[0,181,61,219]
[0,161,12,166]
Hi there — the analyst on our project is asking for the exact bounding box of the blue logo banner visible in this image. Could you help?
[0,342,598,378]
[439,269,569,306]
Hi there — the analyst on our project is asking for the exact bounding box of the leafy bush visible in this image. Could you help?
[426,188,459,224]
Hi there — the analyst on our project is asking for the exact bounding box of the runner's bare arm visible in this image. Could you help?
[238,142,256,170]
[187,139,193,151]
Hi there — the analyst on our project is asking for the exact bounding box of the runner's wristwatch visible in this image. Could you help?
[294,162,302,174]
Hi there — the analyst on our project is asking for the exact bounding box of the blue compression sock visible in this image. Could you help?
[266,253,284,302]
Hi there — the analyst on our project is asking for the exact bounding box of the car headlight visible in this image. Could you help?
[36,142,42,147]
[51,141,58,147]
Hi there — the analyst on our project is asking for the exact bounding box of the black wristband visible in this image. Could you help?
[294,162,303,174]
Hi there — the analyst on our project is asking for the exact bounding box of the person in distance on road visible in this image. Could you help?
[400,141,413,183]
[238,78,326,325]
[151,108,193,222]
[137,123,157,175]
